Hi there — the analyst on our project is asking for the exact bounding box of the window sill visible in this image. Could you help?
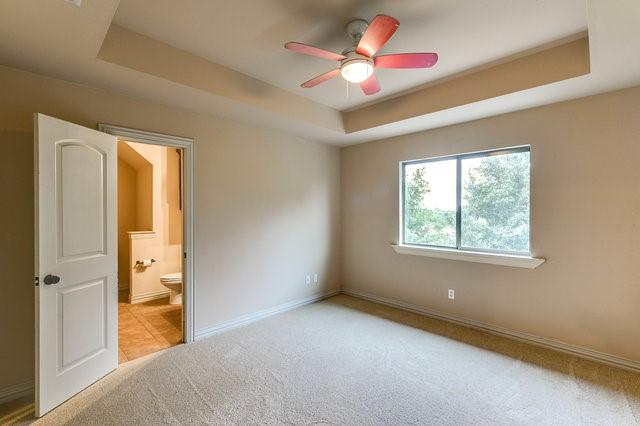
[391,244,545,269]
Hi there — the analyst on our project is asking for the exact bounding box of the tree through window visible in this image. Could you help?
[402,147,530,254]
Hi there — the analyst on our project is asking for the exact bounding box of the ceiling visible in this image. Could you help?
[0,0,639,146]
[113,0,587,110]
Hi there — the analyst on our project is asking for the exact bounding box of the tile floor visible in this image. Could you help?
[118,292,182,363]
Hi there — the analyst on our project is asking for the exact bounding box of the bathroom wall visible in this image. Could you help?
[123,141,183,303]
[117,158,137,291]
[118,141,153,231]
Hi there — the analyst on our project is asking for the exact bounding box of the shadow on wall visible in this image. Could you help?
[0,131,35,390]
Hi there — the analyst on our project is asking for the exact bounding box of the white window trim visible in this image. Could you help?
[398,146,542,269]
[391,244,545,269]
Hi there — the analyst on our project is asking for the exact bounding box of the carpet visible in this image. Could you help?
[26,295,640,424]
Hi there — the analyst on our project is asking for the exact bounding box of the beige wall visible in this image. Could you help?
[0,65,341,392]
[341,86,640,362]
[117,157,137,291]
[135,164,153,231]
[0,131,35,394]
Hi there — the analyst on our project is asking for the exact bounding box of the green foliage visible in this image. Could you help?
[404,167,456,247]
[462,153,530,252]
[404,152,529,252]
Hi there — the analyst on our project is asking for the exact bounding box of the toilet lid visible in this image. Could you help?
[160,272,182,283]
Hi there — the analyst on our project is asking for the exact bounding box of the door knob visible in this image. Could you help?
[43,275,61,285]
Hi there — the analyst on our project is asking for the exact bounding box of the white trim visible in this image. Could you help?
[98,123,196,343]
[0,381,33,404]
[343,288,640,374]
[392,244,545,269]
[127,231,156,240]
[195,290,340,341]
[98,125,193,146]
[129,288,171,304]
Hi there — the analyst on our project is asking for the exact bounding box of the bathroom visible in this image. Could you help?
[117,140,183,362]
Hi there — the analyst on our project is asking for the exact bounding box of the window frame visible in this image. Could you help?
[400,145,531,256]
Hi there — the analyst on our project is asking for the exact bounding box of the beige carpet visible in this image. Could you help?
[21,295,640,424]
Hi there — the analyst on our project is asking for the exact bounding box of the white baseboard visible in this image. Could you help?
[195,289,341,341]
[342,288,640,374]
[129,288,170,304]
[0,380,33,404]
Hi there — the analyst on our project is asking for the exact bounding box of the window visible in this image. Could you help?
[401,146,530,255]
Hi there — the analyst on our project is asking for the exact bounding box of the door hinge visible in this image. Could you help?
[183,252,187,259]
[34,276,39,286]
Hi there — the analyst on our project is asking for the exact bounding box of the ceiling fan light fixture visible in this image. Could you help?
[340,59,374,83]
[286,14,438,95]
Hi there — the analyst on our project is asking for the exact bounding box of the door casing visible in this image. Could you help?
[98,124,196,343]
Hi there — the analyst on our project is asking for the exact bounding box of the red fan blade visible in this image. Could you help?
[356,15,400,57]
[360,74,381,95]
[301,68,341,88]
[285,42,346,61]
[374,53,438,69]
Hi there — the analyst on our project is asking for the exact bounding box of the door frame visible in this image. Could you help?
[98,124,195,343]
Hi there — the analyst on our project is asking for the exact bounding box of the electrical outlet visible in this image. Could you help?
[448,289,455,300]
[305,275,311,285]
[313,273,318,283]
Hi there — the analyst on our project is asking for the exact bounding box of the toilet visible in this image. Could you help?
[160,272,182,305]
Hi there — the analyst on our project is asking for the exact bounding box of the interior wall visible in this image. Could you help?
[135,164,153,231]
[117,157,137,291]
[0,64,341,394]
[341,85,640,362]
[0,131,35,396]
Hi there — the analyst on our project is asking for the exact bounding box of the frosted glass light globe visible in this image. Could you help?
[340,60,374,83]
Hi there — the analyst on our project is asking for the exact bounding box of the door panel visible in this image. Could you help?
[57,142,107,260]
[57,278,107,373]
[35,114,117,417]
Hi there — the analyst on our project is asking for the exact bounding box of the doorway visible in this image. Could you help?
[99,124,195,352]
[116,140,183,362]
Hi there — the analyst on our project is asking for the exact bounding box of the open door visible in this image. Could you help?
[35,114,118,416]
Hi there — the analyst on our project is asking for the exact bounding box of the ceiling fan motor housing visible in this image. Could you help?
[340,50,373,66]
[345,18,369,42]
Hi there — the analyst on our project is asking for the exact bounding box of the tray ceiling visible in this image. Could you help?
[113,0,587,110]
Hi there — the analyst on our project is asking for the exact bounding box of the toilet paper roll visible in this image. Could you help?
[141,259,153,267]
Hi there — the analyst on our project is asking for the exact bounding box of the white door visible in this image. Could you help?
[35,114,118,416]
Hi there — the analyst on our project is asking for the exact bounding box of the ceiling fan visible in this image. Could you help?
[285,14,438,95]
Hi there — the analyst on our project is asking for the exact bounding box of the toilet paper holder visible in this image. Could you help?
[135,259,157,267]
